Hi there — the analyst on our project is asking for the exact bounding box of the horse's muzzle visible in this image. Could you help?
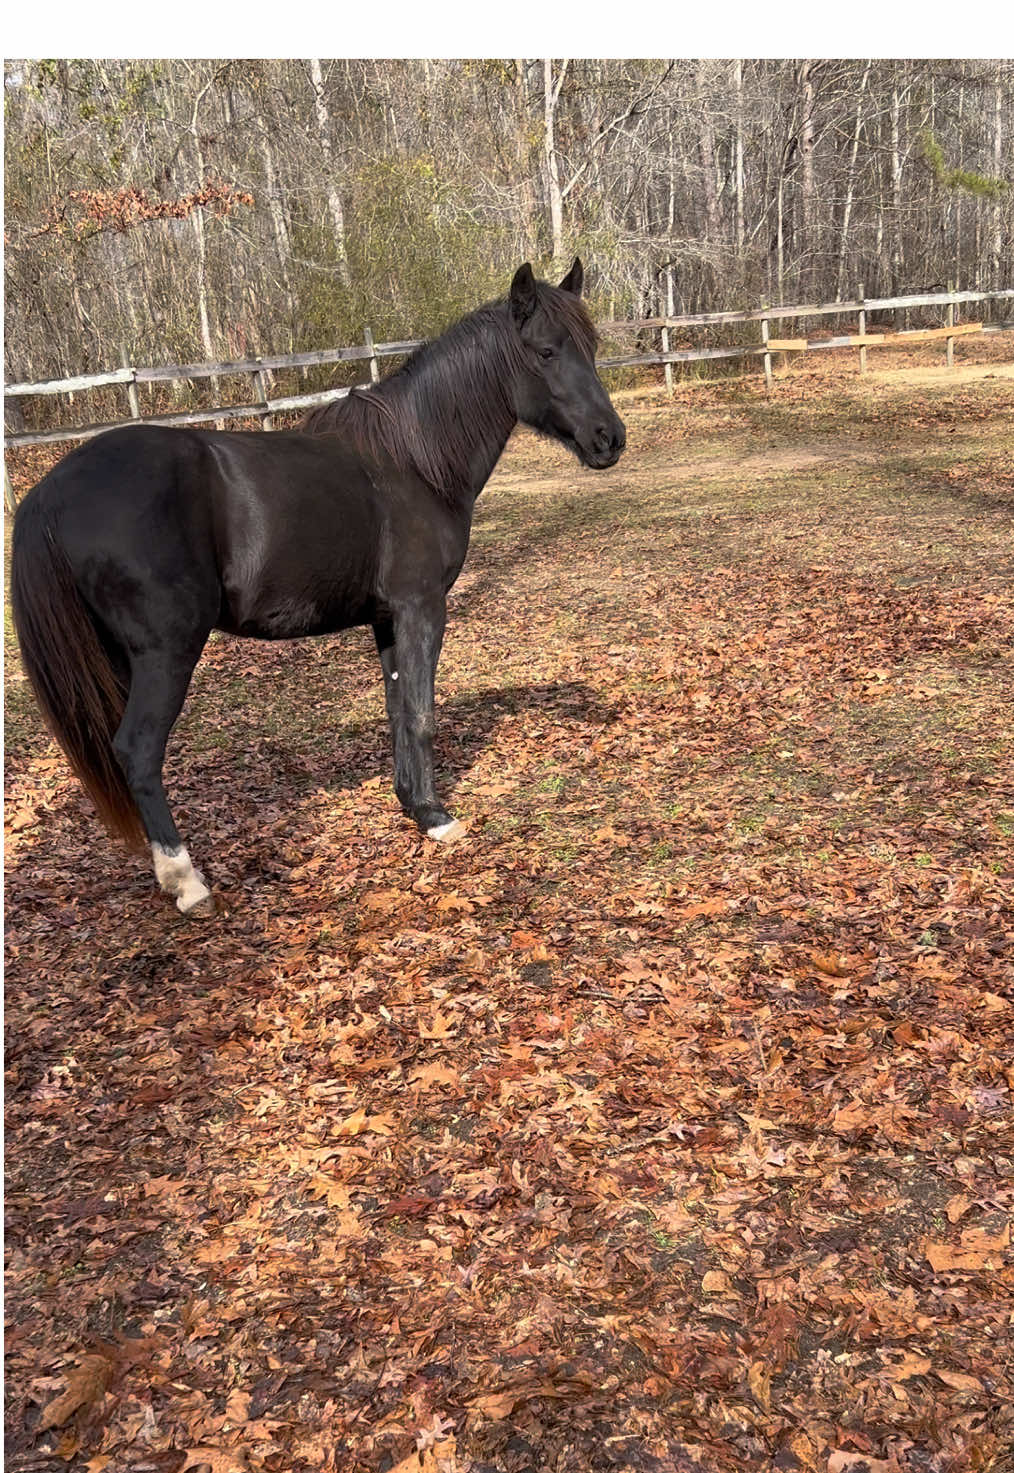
[584,418,626,468]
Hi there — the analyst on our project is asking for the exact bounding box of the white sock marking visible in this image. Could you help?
[151,843,212,914]
[426,819,466,843]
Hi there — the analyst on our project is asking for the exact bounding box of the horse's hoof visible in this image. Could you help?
[426,818,467,843]
[178,892,216,918]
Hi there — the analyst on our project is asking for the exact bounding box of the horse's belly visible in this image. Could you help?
[218,573,376,639]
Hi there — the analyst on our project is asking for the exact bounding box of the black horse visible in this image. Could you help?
[11,260,625,915]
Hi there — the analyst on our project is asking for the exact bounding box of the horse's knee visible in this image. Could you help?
[407,709,436,741]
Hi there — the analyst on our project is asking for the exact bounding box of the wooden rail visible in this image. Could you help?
[4,287,1012,507]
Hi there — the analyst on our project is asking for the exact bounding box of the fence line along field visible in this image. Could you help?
[5,287,1013,474]
[5,354,1013,1472]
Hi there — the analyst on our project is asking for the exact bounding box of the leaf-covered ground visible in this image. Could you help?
[5,361,1014,1473]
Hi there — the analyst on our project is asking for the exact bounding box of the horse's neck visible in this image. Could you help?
[375,310,518,505]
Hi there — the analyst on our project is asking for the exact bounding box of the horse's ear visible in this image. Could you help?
[510,263,538,325]
[558,256,584,297]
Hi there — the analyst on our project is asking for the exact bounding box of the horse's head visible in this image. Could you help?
[508,259,626,470]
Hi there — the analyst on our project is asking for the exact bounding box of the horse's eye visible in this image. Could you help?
[539,347,554,361]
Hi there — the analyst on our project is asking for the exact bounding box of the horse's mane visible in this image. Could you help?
[300,284,598,501]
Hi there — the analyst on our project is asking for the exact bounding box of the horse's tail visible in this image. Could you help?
[10,497,147,849]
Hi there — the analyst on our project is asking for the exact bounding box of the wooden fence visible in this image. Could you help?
[5,286,1013,511]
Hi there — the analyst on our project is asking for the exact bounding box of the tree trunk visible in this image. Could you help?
[991,78,1004,289]
[515,60,537,256]
[309,58,350,287]
[543,58,567,268]
[697,61,722,246]
[890,79,904,311]
[799,60,817,295]
[733,60,745,256]
[837,61,871,300]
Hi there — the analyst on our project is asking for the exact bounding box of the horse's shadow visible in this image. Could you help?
[196,675,618,816]
[109,671,619,889]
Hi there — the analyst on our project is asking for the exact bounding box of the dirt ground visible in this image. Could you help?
[5,349,1014,1473]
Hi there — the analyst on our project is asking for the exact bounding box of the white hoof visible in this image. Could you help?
[426,819,466,843]
[152,844,213,915]
[178,890,216,918]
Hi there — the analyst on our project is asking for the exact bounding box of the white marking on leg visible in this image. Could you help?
[391,670,399,680]
[426,819,466,843]
[151,843,212,914]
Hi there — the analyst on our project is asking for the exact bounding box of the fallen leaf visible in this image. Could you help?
[811,950,850,978]
[179,1447,248,1473]
[701,1269,733,1295]
[924,1222,1009,1273]
[419,1012,455,1040]
[223,1389,251,1425]
[945,1193,972,1224]
[409,1060,460,1089]
[880,1349,931,1381]
[828,1455,893,1473]
[935,1369,984,1392]
[38,1355,113,1431]
[748,1359,772,1409]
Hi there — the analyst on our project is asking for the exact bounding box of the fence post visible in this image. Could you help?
[661,266,675,398]
[363,327,380,386]
[760,306,772,392]
[4,459,17,514]
[945,280,955,369]
[120,347,141,420]
[252,359,273,430]
[858,281,867,376]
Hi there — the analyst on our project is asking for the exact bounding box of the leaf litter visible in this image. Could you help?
[5,369,1014,1472]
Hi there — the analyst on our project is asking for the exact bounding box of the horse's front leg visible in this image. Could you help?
[373,603,463,842]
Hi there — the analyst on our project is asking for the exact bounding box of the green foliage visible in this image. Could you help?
[289,152,523,352]
[922,129,1009,199]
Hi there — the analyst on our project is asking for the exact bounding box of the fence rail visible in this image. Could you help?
[5,286,1013,481]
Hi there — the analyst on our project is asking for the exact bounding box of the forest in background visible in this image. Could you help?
[3,58,1012,389]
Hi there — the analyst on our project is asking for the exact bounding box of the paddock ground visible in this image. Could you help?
[5,350,1014,1473]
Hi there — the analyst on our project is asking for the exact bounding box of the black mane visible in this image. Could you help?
[300,284,598,500]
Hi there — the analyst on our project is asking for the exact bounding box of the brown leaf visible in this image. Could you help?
[380,1194,435,1219]
[362,888,406,912]
[435,891,474,913]
[945,1193,972,1224]
[811,950,850,978]
[38,1355,113,1431]
[924,1222,1009,1272]
[409,1060,460,1089]
[678,898,727,920]
[335,1108,368,1136]
[471,1386,525,1419]
[179,1447,248,1473]
[418,1011,455,1040]
[831,1098,871,1134]
[935,1368,984,1392]
[223,1389,251,1426]
[828,1455,894,1473]
[701,1269,734,1295]
[880,1349,931,1381]
[748,1359,772,1410]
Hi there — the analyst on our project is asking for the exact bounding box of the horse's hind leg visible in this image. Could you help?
[112,649,213,916]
